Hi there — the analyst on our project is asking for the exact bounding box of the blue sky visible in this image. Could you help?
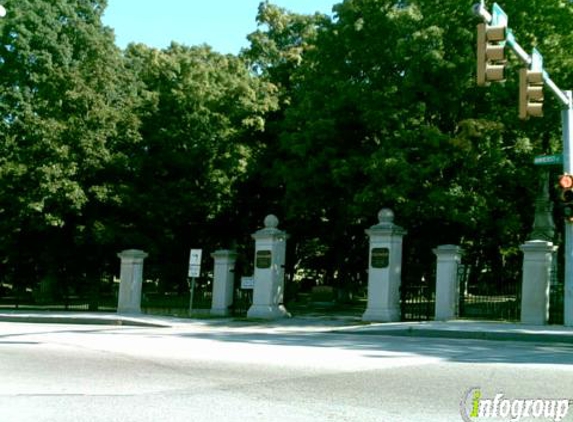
[102,1,338,54]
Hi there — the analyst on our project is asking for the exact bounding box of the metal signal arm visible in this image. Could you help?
[472,2,570,107]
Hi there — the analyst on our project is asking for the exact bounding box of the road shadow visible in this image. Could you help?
[169,328,573,366]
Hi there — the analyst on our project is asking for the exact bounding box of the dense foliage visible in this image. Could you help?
[0,0,571,302]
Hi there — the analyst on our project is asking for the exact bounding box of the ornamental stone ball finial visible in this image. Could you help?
[378,208,394,224]
[264,214,279,229]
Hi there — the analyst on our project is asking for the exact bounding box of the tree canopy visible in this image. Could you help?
[243,0,573,288]
[0,0,140,293]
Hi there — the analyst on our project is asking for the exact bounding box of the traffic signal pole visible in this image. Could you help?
[562,92,573,326]
[474,2,573,325]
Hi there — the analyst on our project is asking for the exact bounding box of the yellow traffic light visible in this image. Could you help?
[519,68,543,119]
[476,23,506,86]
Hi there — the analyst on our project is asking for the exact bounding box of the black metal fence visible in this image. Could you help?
[400,268,436,321]
[0,277,118,311]
[232,289,252,317]
[400,283,435,321]
[0,273,255,318]
[458,265,521,321]
[0,291,117,311]
[141,277,212,316]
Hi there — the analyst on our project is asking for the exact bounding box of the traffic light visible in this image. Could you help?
[558,174,573,222]
[476,22,506,86]
[518,68,543,119]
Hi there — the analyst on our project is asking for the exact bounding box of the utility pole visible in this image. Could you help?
[473,2,573,326]
[562,92,573,326]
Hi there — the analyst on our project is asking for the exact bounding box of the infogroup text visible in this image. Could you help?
[460,387,570,422]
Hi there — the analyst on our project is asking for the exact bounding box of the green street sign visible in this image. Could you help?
[533,154,563,166]
[492,3,508,29]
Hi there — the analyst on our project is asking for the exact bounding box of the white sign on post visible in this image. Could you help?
[241,276,254,290]
[188,249,202,278]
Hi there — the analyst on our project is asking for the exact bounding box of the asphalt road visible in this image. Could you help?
[1,322,572,422]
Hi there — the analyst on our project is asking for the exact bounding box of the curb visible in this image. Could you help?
[344,327,573,344]
[2,312,573,344]
[0,314,171,328]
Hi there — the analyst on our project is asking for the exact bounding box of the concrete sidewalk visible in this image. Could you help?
[346,320,573,344]
[1,310,573,344]
[0,310,176,328]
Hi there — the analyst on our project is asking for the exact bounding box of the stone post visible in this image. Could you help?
[210,250,238,317]
[247,215,290,319]
[433,245,463,321]
[362,209,406,322]
[117,249,148,314]
[520,240,556,325]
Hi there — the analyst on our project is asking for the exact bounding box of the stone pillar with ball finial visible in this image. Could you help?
[247,215,291,319]
[362,209,406,322]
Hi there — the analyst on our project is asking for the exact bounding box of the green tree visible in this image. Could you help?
[248,0,573,291]
[240,2,335,289]
[123,43,278,290]
[243,1,330,104]
[0,0,141,299]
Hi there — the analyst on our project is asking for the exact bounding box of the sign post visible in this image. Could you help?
[562,92,573,326]
[188,249,202,314]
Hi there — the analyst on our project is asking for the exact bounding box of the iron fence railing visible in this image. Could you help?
[458,265,521,322]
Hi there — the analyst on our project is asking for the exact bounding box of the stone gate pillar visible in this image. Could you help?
[210,250,238,316]
[520,240,556,325]
[433,245,464,321]
[247,215,290,319]
[362,209,406,322]
[117,249,148,314]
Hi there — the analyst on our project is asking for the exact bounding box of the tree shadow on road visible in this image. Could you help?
[171,328,573,366]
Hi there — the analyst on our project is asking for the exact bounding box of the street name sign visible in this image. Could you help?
[533,154,563,166]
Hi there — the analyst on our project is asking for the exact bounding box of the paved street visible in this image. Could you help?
[1,321,572,422]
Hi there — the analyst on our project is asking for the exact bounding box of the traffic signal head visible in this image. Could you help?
[563,202,573,222]
[519,68,543,119]
[477,23,506,86]
[559,174,573,189]
[558,174,573,222]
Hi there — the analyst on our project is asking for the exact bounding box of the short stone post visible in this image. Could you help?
[247,215,290,319]
[210,250,238,317]
[362,209,406,322]
[433,245,463,321]
[117,249,148,314]
[520,240,556,325]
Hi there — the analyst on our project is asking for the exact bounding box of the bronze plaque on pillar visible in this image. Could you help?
[371,247,389,268]
[256,250,272,269]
